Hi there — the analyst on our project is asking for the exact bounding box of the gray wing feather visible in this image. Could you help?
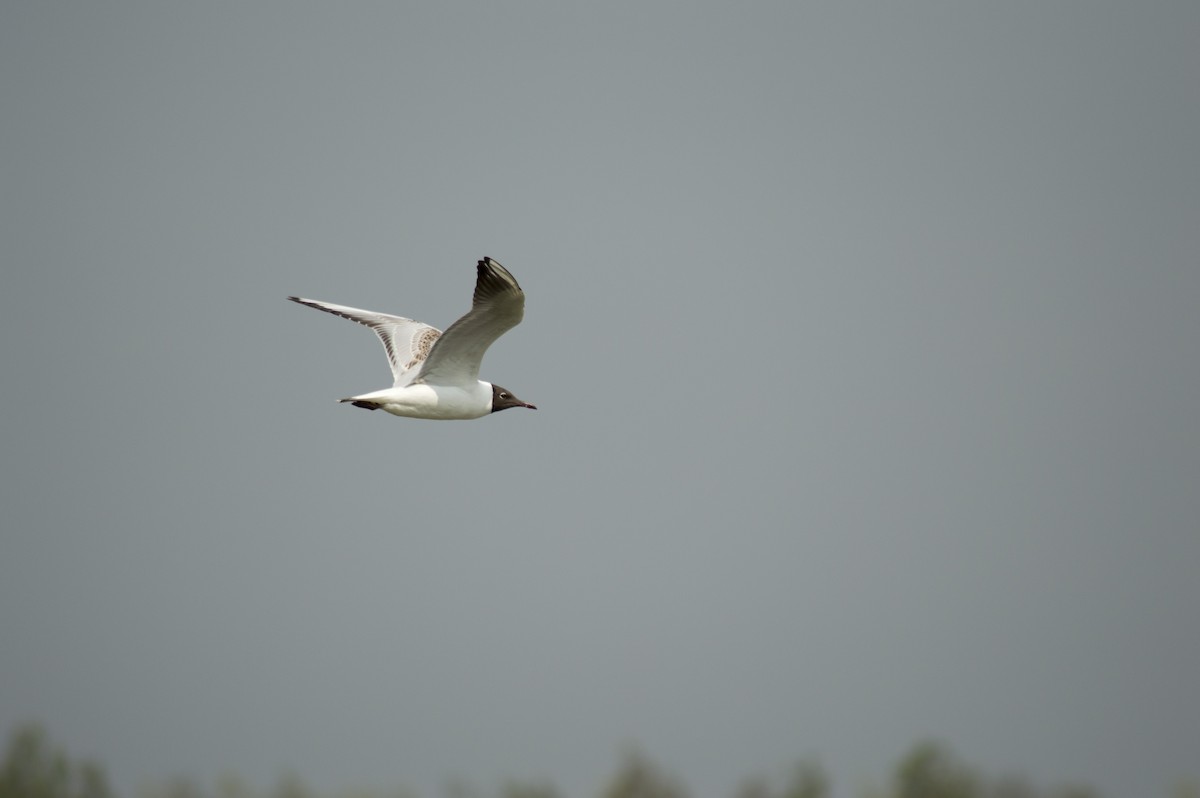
[413,257,525,387]
[287,296,441,386]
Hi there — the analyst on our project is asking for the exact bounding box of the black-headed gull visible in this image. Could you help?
[288,257,536,420]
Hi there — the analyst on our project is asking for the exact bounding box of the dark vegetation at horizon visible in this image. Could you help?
[1,723,1194,798]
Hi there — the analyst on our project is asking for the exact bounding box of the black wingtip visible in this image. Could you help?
[473,256,521,295]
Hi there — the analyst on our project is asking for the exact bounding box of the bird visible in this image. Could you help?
[288,257,536,420]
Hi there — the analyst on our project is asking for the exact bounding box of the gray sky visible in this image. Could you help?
[2,3,1198,797]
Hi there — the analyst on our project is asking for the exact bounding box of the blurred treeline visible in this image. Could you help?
[2,723,1195,798]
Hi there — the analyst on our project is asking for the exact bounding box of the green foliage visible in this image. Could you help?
[8,722,1196,798]
[893,741,977,798]
[78,763,115,798]
[599,750,688,798]
[888,742,1113,798]
[0,724,113,798]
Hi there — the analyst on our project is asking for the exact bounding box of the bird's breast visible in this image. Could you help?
[377,381,492,420]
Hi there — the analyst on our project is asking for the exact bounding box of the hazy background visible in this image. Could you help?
[2,3,1197,797]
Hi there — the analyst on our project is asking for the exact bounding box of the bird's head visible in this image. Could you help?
[490,384,537,412]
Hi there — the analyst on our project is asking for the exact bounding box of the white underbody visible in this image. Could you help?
[347,380,493,420]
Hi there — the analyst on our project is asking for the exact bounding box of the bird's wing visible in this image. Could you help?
[287,296,442,386]
[413,257,525,388]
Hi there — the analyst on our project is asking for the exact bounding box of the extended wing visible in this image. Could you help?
[287,297,441,386]
[413,257,525,388]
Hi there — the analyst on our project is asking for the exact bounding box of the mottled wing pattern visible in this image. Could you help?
[414,257,525,388]
[287,297,442,386]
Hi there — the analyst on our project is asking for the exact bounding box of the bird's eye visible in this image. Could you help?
[500,392,510,398]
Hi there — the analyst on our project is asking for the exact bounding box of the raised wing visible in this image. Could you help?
[287,297,442,386]
[414,257,525,388]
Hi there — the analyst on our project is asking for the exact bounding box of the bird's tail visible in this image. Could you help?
[339,397,381,411]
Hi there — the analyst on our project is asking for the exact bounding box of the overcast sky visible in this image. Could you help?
[2,3,1198,797]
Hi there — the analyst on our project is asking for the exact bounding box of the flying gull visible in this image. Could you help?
[288,257,536,420]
